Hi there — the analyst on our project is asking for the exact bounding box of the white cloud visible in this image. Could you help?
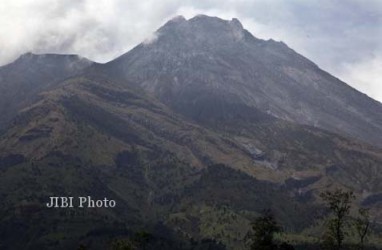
[143,32,159,45]
[339,56,382,102]
[0,0,179,64]
[0,0,381,101]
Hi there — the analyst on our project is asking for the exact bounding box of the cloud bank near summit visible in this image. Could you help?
[0,0,381,101]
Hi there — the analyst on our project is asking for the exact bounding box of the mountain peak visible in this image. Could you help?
[230,17,243,30]
[188,15,243,29]
[18,52,86,60]
[16,52,41,62]
[187,14,243,30]
[169,15,186,23]
[153,15,248,48]
[9,52,93,70]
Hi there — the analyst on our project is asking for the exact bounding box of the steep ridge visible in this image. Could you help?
[105,15,382,147]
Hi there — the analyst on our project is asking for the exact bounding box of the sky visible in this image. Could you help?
[0,0,381,102]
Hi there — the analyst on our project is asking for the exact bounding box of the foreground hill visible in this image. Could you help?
[0,73,381,249]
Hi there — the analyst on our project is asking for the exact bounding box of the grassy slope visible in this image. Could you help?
[0,75,382,249]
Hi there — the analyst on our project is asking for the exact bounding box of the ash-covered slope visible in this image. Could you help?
[0,52,92,129]
[105,15,382,147]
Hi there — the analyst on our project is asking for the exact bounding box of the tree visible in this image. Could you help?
[133,231,151,250]
[354,208,370,250]
[320,189,355,250]
[250,209,281,250]
[77,244,87,250]
[278,242,295,250]
[111,239,135,250]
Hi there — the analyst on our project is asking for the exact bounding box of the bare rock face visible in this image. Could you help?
[107,15,382,147]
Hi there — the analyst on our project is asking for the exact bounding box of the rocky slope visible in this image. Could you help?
[105,15,382,147]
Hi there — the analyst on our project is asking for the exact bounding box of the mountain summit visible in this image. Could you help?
[107,15,382,147]
[155,14,248,45]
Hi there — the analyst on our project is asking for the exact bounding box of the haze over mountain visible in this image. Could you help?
[0,52,92,129]
[0,15,381,250]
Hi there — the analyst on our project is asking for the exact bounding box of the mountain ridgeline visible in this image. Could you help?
[0,15,382,250]
[106,15,382,147]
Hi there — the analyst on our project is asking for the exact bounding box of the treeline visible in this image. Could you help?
[77,230,227,250]
[76,189,377,250]
[249,189,375,250]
